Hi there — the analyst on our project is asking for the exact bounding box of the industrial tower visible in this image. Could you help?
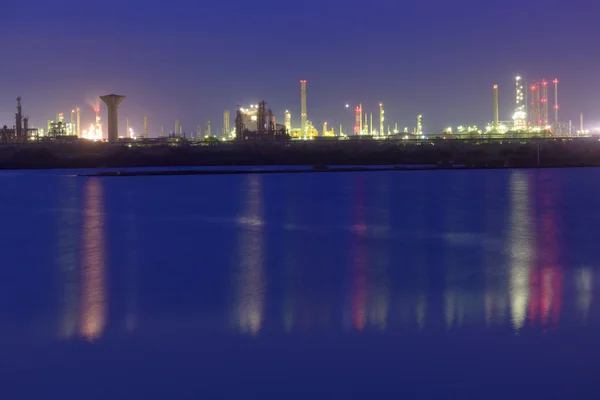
[512,76,526,128]
[541,80,549,127]
[379,103,384,136]
[144,116,148,138]
[300,80,307,137]
[493,85,499,129]
[285,110,291,133]
[553,79,559,127]
[354,106,361,135]
[76,107,81,138]
[224,110,231,137]
[100,94,126,143]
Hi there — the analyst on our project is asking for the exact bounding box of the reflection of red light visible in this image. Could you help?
[351,176,367,332]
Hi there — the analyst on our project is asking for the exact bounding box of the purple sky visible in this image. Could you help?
[0,0,598,135]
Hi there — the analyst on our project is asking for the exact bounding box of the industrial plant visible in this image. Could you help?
[0,73,594,147]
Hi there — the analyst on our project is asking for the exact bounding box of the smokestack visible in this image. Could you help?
[76,107,81,138]
[205,120,211,137]
[175,120,179,138]
[144,116,148,138]
[553,79,559,127]
[580,113,584,135]
[71,109,75,136]
[15,97,22,139]
[379,103,384,136]
[197,125,201,139]
[300,80,307,137]
[493,84,499,129]
[355,106,361,135]
[126,119,130,139]
[23,117,28,141]
[370,113,373,135]
[323,121,327,137]
[224,110,231,137]
[359,104,363,134]
[100,94,126,143]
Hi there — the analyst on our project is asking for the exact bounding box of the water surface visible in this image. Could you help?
[0,168,598,398]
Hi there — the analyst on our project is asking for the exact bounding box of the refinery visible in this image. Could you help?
[0,74,594,145]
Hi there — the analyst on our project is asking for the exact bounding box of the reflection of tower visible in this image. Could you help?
[80,178,106,341]
[58,178,80,339]
[100,94,125,143]
[236,175,265,334]
[125,191,138,333]
[576,268,593,325]
[369,175,390,329]
[351,174,367,331]
[508,171,534,332]
[531,171,563,327]
[300,80,307,137]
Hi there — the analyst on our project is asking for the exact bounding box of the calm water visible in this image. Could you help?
[0,168,599,399]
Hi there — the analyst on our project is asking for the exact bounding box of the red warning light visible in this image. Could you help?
[493,85,498,89]
[553,79,559,84]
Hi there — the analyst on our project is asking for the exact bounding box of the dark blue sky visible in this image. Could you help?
[0,0,598,135]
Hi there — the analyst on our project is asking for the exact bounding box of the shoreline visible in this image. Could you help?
[2,137,600,172]
[80,163,600,177]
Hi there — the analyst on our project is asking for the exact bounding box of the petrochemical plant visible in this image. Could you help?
[0,75,592,145]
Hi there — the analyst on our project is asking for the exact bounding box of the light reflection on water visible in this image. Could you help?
[79,178,106,341]
[235,174,265,335]
[1,168,599,342]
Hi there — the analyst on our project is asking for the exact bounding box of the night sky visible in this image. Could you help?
[1,0,598,135]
